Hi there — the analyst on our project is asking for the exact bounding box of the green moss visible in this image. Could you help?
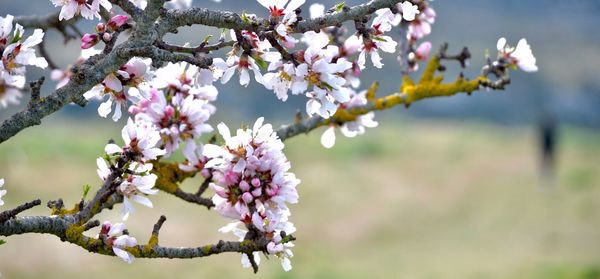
[201,245,212,255]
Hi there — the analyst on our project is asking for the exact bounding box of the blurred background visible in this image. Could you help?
[1,0,600,278]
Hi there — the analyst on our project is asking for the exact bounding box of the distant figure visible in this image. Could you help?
[539,111,558,189]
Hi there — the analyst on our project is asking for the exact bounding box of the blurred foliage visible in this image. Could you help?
[0,118,599,278]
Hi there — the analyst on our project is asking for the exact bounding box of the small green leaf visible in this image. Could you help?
[202,35,213,44]
[372,36,387,42]
[335,1,346,13]
[0,239,6,246]
[254,57,268,71]
[241,11,251,24]
[321,82,334,91]
[10,30,21,44]
[82,184,91,200]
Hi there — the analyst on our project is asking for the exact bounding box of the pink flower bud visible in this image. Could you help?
[239,180,250,192]
[242,192,254,204]
[414,41,432,61]
[102,32,112,42]
[81,33,99,49]
[100,221,111,235]
[107,15,129,31]
[251,178,261,187]
[200,169,211,178]
[224,170,239,185]
[251,187,262,197]
[96,23,106,33]
[164,105,175,118]
[266,186,278,197]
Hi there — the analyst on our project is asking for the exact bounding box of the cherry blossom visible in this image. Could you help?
[320,88,378,148]
[1,22,48,77]
[83,57,152,121]
[290,36,354,117]
[0,76,23,108]
[262,62,303,101]
[99,221,138,263]
[0,14,47,109]
[408,6,436,41]
[221,53,264,87]
[50,0,112,21]
[219,209,296,271]
[132,90,214,155]
[309,3,325,19]
[497,37,538,72]
[372,8,402,32]
[257,0,305,18]
[407,41,432,71]
[356,34,398,69]
[204,117,299,222]
[179,141,211,177]
[398,1,420,21]
[96,157,111,181]
[104,118,166,163]
[118,162,158,220]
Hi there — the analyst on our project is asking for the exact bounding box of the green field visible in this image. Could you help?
[0,118,599,279]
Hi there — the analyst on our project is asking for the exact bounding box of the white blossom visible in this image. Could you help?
[309,3,325,19]
[0,76,23,108]
[104,118,166,163]
[320,88,378,148]
[220,54,264,87]
[118,163,158,220]
[50,0,112,21]
[0,178,6,206]
[99,221,137,263]
[83,57,152,121]
[497,37,538,72]
[257,0,305,18]
[408,7,436,40]
[398,1,420,21]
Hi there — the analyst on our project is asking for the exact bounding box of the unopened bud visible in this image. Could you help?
[107,15,129,31]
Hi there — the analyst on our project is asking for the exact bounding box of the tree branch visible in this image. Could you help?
[276,46,498,141]
[0,199,42,223]
[0,214,289,260]
[160,0,403,36]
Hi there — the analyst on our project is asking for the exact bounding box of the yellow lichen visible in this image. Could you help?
[331,54,484,123]
[153,161,195,194]
[50,202,81,216]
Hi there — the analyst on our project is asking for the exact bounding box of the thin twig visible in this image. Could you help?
[0,199,42,223]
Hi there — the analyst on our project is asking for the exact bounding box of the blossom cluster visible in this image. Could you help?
[0,0,537,270]
[203,117,300,271]
[0,15,47,109]
[98,221,138,263]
